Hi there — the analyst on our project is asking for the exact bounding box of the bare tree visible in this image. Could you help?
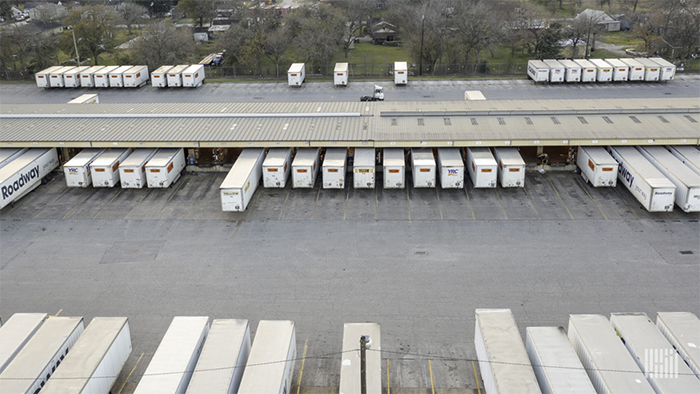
[663,0,700,60]
[177,0,215,28]
[131,20,197,70]
[119,2,148,35]
[453,1,503,66]
[334,0,378,59]
[62,5,118,65]
[631,10,665,55]
[286,4,345,68]
[564,16,590,58]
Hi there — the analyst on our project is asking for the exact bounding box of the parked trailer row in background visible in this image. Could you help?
[528,57,675,83]
[35,64,206,88]
[0,148,59,210]
[0,313,47,374]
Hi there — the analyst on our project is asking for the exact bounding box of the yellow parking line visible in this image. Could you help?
[612,186,641,220]
[32,187,70,219]
[521,187,541,220]
[310,187,321,220]
[387,358,390,394]
[574,176,608,220]
[117,352,144,394]
[546,177,574,220]
[296,340,308,394]
[494,189,508,220]
[472,360,482,394]
[435,188,443,220]
[406,186,412,221]
[463,188,476,220]
[278,186,292,220]
[93,189,122,220]
[54,309,62,316]
[62,189,97,220]
[429,359,435,394]
[124,189,152,220]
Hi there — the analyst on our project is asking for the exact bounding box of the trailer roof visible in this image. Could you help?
[469,147,497,165]
[0,313,47,373]
[168,65,190,74]
[634,58,660,69]
[558,59,580,68]
[619,58,644,67]
[437,147,463,167]
[334,62,348,72]
[411,149,435,165]
[649,57,674,68]
[220,148,265,189]
[580,146,617,165]
[238,320,295,394]
[589,59,611,69]
[40,317,129,394]
[611,146,676,188]
[110,65,132,74]
[528,60,548,68]
[0,148,26,165]
[37,66,63,74]
[91,148,131,167]
[121,148,158,166]
[63,148,104,167]
[340,323,381,394]
[263,147,292,167]
[64,66,90,75]
[94,65,119,75]
[543,59,564,69]
[604,59,626,68]
[152,65,174,74]
[292,148,319,166]
[145,148,182,167]
[51,66,75,75]
[383,148,405,166]
[289,63,304,73]
[125,65,148,74]
[394,61,408,69]
[573,59,595,68]
[656,312,700,373]
[354,147,375,166]
[669,145,700,173]
[639,146,700,187]
[323,148,347,166]
[0,149,52,183]
[81,65,105,74]
[184,64,203,73]
[494,147,526,166]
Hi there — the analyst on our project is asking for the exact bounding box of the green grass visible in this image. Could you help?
[331,42,410,66]
[598,31,643,47]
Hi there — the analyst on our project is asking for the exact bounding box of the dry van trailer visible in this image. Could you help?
[383,148,405,189]
[573,59,597,82]
[603,59,628,81]
[79,66,105,88]
[238,320,296,394]
[558,59,581,82]
[151,65,174,87]
[263,148,292,188]
[464,90,486,100]
[567,314,656,394]
[0,316,84,394]
[292,148,320,188]
[166,65,190,87]
[609,313,700,394]
[50,66,75,88]
[68,94,99,104]
[119,149,158,188]
[527,60,550,83]
[123,65,149,88]
[323,148,347,189]
[466,147,497,188]
[93,66,118,88]
[353,148,376,188]
[145,148,185,188]
[63,148,106,188]
[288,63,305,87]
[656,312,700,379]
[666,145,700,176]
[635,58,660,81]
[186,319,251,394]
[35,66,63,88]
[619,58,645,81]
[649,57,676,81]
[90,148,133,188]
[474,309,542,394]
[0,148,28,169]
[576,146,617,187]
[183,64,205,88]
[637,145,700,212]
[493,148,525,188]
[41,317,132,394]
[339,323,381,394]
[543,59,565,82]
[608,146,675,212]
[0,313,47,374]
[1,148,60,210]
[334,62,348,86]
[63,66,90,88]
[133,316,210,394]
[589,59,613,82]
[410,149,436,188]
[394,61,408,85]
[109,66,133,88]
[220,148,265,212]
[525,326,596,394]
[436,148,464,188]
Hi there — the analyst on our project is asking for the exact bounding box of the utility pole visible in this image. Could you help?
[360,335,369,394]
[419,15,425,76]
[71,28,80,65]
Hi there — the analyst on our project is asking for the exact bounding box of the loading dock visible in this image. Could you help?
[292,148,320,188]
[263,148,292,188]
[220,148,265,211]
[382,148,405,189]
[353,148,375,188]
[323,148,347,189]
[119,149,158,188]
[63,148,106,188]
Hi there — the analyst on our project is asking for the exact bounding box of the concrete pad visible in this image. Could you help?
[63,186,123,220]
[465,182,506,220]
[376,187,409,221]
[496,187,541,220]
[312,187,347,221]
[547,172,606,220]
[0,175,67,219]
[574,176,638,221]
[408,188,441,221]
[344,187,376,221]
[437,188,475,220]
[33,187,96,220]
[246,184,290,221]
[279,184,319,220]
[124,183,182,220]
[186,172,226,220]
[523,172,574,220]
[93,188,151,220]
[157,174,212,220]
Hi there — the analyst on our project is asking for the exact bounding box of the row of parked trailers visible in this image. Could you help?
[291,61,408,87]
[527,57,676,83]
[475,309,700,394]
[34,64,205,89]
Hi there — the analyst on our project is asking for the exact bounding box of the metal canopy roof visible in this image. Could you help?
[1,98,698,148]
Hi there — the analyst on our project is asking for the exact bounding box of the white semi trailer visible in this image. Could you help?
[145,148,185,188]
[666,145,700,176]
[608,146,675,212]
[493,147,525,188]
[382,148,405,189]
[339,323,381,394]
[151,65,174,87]
[288,63,305,87]
[63,148,106,188]
[322,148,347,189]
[220,148,265,212]
[394,62,408,85]
[527,60,549,83]
[436,148,464,188]
[0,148,28,169]
[263,148,292,188]
[410,149,436,188]
[119,149,158,188]
[604,59,628,81]
[291,148,320,188]
[637,145,700,212]
[79,66,105,88]
[238,320,296,394]
[0,313,47,374]
[91,148,133,187]
[35,66,63,88]
[650,57,676,81]
[0,148,59,210]
[466,147,497,188]
[353,148,376,188]
[577,146,618,187]
[656,312,700,379]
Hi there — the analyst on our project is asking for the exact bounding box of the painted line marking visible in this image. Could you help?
[546,177,574,220]
[521,186,541,220]
[185,174,217,220]
[435,188,444,220]
[612,186,642,220]
[374,184,378,220]
[32,187,70,219]
[574,176,608,220]
[278,185,292,220]
[406,186,411,221]
[154,176,188,219]
[117,352,144,394]
[429,359,435,394]
[54,309,62,316]
[310,186,321,220]
[342,186,349,221]
[244,188,263,221]
[464,188,476,220]
[62,189,97,220]
[296,339,308,394]
[124,188,152,220]
[93,189,122,220]
[472,360,482,394]
[494,188,508,220]
[387,358,390,394]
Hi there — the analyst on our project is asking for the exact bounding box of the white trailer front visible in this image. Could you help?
[410,149,436,188]
[1,148,59,210]
[394,61,408,85]
[35,66,63,88]
[635,58,660,81]
[474,309,542,394]
[0,313,47,374]
[0,148,28,169]
[288,63,305,87]
[466,147,497,188]
[0,316,84,394]
[90,148,133,187]
[145,148,185,188]
[334,62,348,86]
[263,148,292,188]
[353,148,375,188]
[41,317,132,394]
[151,65,174,87]
[93,66,118,88]
[383,148,405,189]
[119,149,158,189]
[525,326,596,394]
[63,148,105,188]
[79,66,105,88]
[567,314,656,394]
[493,148,525,188]
[589,59,613,82]
[63,66,90,88]
[186,319,251,394]
[109,65,132,88]
[577,146,618,187]
[667,145,700,176]
[182,64,205,88]
[339,323,381,394]
[637,145,700,212]
[123,65,149,88]
[610,313,700,394]
[166,65,189,87]
[50,66,75,88]
[558,59,581,82]
[437,148,464,188]
[133,316,210,394]
[603,59,628,81]
[619,58,645,81]
[656,312,700,379]
[292,148,320,188]
[608,146,675,212]
[527,60,549,83]
[543,59,565,82]
[323,148,347,189]
[649,57,676,81]
[220,148,265,212]
[573,59,597,82]
[238,320,296,394]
